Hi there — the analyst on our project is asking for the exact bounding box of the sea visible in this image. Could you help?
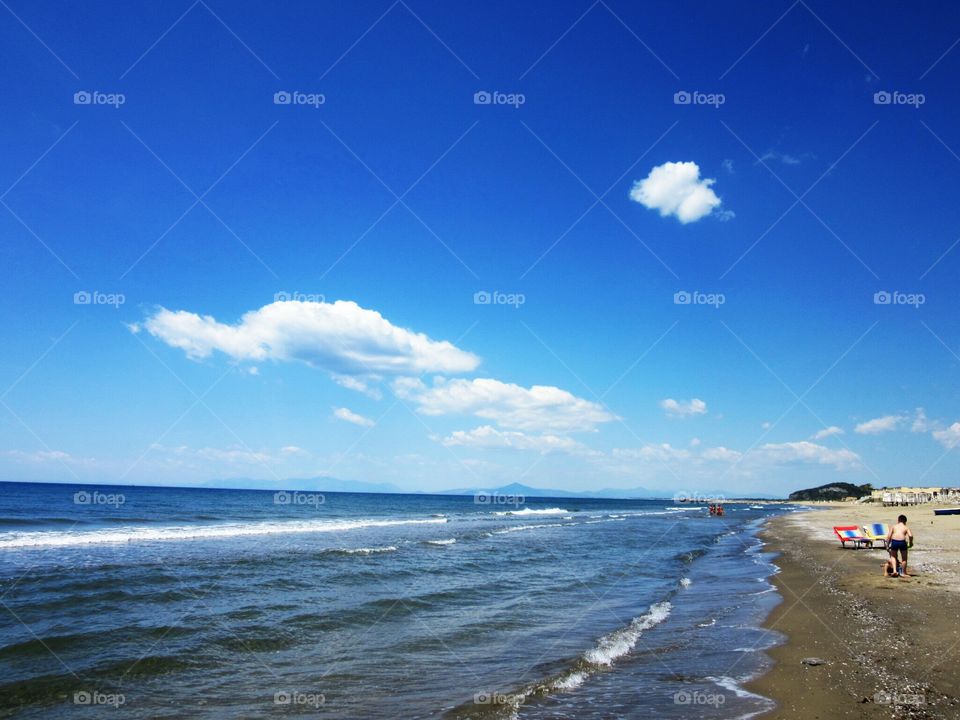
[0,482,797,719]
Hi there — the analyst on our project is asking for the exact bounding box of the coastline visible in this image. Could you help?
[747,504,960,718]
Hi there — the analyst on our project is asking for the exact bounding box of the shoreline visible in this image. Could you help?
[746,506,960,718]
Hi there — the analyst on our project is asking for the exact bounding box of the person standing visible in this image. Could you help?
[886,515,913,577]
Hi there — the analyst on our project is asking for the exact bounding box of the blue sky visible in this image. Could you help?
[2,0,960,495]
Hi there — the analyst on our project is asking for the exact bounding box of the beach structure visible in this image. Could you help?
[871,486,960,506]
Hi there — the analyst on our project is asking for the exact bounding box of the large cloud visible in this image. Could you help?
[629,161,725,223]
[133,300,480,376]
[394,377,616,433]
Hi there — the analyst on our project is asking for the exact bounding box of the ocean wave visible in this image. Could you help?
[583,601,671,666]
[425,538,456,546]
[336,546,398,555]
[492,507,568,516]
[679,577,692,588]
[0,517,448,549]
[489,523,565,535]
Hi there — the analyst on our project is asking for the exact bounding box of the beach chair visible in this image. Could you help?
[833,526,871,548]
[861,523,890,549]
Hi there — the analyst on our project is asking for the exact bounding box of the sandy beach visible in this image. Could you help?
[748,504,960,718]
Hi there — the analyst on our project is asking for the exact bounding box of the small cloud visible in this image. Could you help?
[761,421,772,430]
[757,150,801,166]
[689,437,701,447]
[854,415,904,435]
[660,398,707,418]
[911,408,930,433]
[933,422,960,449]
[812,425,843,440]
[441,426,586,454]
[722,159,735,174]
[333,407,375,427]
[629,161,726,224]
[702,446,742,462]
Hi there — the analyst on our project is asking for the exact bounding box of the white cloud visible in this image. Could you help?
[660,398,707,418]
[3,449,93,465]
[333,407,375,427]
[135,300,480,376]
[758,150,801,166]
[933,422,960,449]
[613,444,690,462]
[441,426,584,454]
[755,441,860,470]
[701,446,742,462]
[332,374,383,400]
[612,439,857,471]
[150,443,308,467]
[854,415,904,435]
[812,425,844,440]
[629,161,725,223]
[911,408,930,433]
[394,377,615,433]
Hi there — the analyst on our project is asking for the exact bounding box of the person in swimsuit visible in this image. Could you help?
[886,515,913,577]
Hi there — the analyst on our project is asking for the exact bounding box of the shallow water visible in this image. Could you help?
[0,483,789,719]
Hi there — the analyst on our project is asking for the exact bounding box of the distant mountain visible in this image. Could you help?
[788,482,872,502]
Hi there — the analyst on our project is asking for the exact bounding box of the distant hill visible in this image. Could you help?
[788,482,872,501]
